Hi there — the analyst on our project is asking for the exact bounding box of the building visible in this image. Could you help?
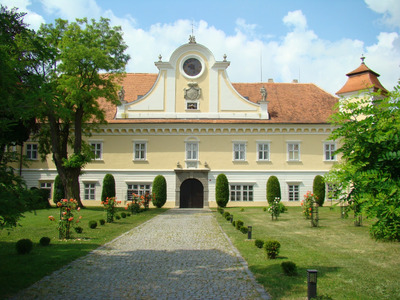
[19,38,385,208]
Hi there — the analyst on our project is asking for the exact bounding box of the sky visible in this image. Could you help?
[1,0,400,95]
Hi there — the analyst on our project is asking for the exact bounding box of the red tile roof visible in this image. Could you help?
[101,73,338,124]
[336,63,387,95]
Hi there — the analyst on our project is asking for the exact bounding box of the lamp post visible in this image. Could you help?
[247,226,252,240]
[307,269,318,299]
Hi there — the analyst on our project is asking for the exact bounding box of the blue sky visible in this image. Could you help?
[2,0,400,95]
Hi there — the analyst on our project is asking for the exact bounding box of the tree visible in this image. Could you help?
[0,6,42,230]
[35,18,130,207]
[101,174,116,202]
[216,174,229,207]
[267,176,281,204]
[313,175,325,206]
[326,85,400,241]
[152,175,167,208]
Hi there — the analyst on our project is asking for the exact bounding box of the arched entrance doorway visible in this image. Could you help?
[180,179,204,208]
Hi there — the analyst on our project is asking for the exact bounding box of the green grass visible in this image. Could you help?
[216,206,400,300]
[0,207,167,298]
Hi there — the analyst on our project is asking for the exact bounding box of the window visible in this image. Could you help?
[230,185,254,201]
[90,142,102,160]
[186,142,198,160]
[84,183,96,200]
[287,143,300,161]
[288,184,300,201]
[324,143,337,161]
[257,142,270,161]
[327,183,338,201]
[134,142,147,160]
[26,143,38,160]
[127,184,151,201]
[233,143,246,161]
[40,182,52,190]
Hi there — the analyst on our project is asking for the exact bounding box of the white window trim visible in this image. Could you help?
[133,141,148,161]
[185,141,199,161]
[230,184,254,201]
[90,141,103,160]
[84,182,96,200]
[256,141,271,161]
[286,141,301,162]
[323,142,337,161]
[232,141,247,161]
[288,184,300,201]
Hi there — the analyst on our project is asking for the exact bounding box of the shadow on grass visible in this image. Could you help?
[250,263,341,299]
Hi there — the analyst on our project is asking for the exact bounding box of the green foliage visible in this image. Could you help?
[218,207,224,214]
[27,188,51,210]
[235,220,244,230]
[279,203,287,213]
[281,261,297,276]
[223,211,230,219]
[121,212,127,218]
[267,176,281,205]
[255,239,264,248]
[240,226,248,234]
[313,175,326,206]
[53,175,65,204]
[39,237,51,246]
[264,240,281,259]
[99,219,106,225]
[326,85,400,241]
[101,174,116,203]
[268,198,281,220]
[88,220,97,229]
[216,174,229,207]
[16,239,33,254]
[152,175,167,208]
[74,226,83,233]
[115,214,121,220]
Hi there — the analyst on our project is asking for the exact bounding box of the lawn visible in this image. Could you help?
[216,206,400,300]
[0,207,167,298]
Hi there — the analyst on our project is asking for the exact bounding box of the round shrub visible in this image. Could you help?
[232,220,236,227]
[121,212,127,218]
[267,176,281,205]
[240,226,248,234]
[127,213,131,217]
[313,175,326,206]
[88,220,98,229]
[99,219,106,225]
[281,261,298,276]
[101,174,116,203]
[279,202,288,213]
[53,175,65,205]
[216,174,229,208]
[236,220,244,230]
[240,208,245,212]
[255,239,264,249]
[74,226,83,233]
[16,239,33,254]
[223,211,230,219]
[217,207,224,215]
[115,214,121,220]
[39,237,51,246]
[263,207,267,212]
[264,240,281,259]
[152,175,167,208]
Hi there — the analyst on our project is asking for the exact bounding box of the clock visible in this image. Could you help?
[183,57,202,77]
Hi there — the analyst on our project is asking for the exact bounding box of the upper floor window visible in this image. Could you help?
[186,142,198,160]
[324,143,337,161]
[257,142,270,161]
[134,142,147,160]
[287,142,300,161]
[90,142,102,160]
[26,143,38,160]
[233,142,246,161]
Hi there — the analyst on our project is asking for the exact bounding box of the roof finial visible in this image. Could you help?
[361,54,365,64]
[189,20,196,44]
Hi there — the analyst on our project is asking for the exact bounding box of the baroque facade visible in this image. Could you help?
[18,38,386,208]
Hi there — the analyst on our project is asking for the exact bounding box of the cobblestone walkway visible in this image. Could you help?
[12,209,270,300]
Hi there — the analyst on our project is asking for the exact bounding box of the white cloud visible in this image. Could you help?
[0,0,45,30]
[283,10,308,31]
[40,0,102,21]
[365,0,400,29]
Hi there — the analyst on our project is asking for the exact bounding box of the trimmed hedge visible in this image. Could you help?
[216,174,229,208]
[267,176,281,205]
[152,175,167,208]
[313,175,326,206]
[53,175,65,204]
[101,174,116,203]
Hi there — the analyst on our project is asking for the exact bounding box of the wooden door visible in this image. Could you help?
[180,179,204,208]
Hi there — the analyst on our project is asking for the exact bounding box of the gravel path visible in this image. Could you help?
[12,208,270,300]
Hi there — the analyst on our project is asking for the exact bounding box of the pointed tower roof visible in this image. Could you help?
[336,56,387,95]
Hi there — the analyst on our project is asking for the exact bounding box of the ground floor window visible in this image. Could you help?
[127,184,151,201]
[84,183,96,200]
[327,183,338,201]
[288,184,300,201]
[230,185,254,201]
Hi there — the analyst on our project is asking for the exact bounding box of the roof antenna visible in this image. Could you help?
[361,53,365,64]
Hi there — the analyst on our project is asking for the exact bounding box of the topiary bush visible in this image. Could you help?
[216,174,229,208]
[267,176,281,205]
[232,220,236,227]
[101,174,116,203]
[88,220,97,229]
[264,239,281,259]
[39,237,51,246]
[16,239,33,254]
[115,214,121,220]
[27,187,51,210]
[279,202,288,213]
[235,220,244,230]
[255,239,264,249]
[223,211,230,219]
[121,212,127,218]
[74,226,83,233]
[313,175,326,206]
[152,175,167,208]
[217,207,224,214]
[53,175,65,205]
[99,219,106,225]
[281,261,298,276]
[240,226,248,234]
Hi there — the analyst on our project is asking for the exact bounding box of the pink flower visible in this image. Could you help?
[77,207,81,211]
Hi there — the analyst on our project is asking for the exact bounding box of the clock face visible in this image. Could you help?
[183,58,202,77]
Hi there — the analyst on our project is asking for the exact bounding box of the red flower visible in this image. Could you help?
[68,217,73,221]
